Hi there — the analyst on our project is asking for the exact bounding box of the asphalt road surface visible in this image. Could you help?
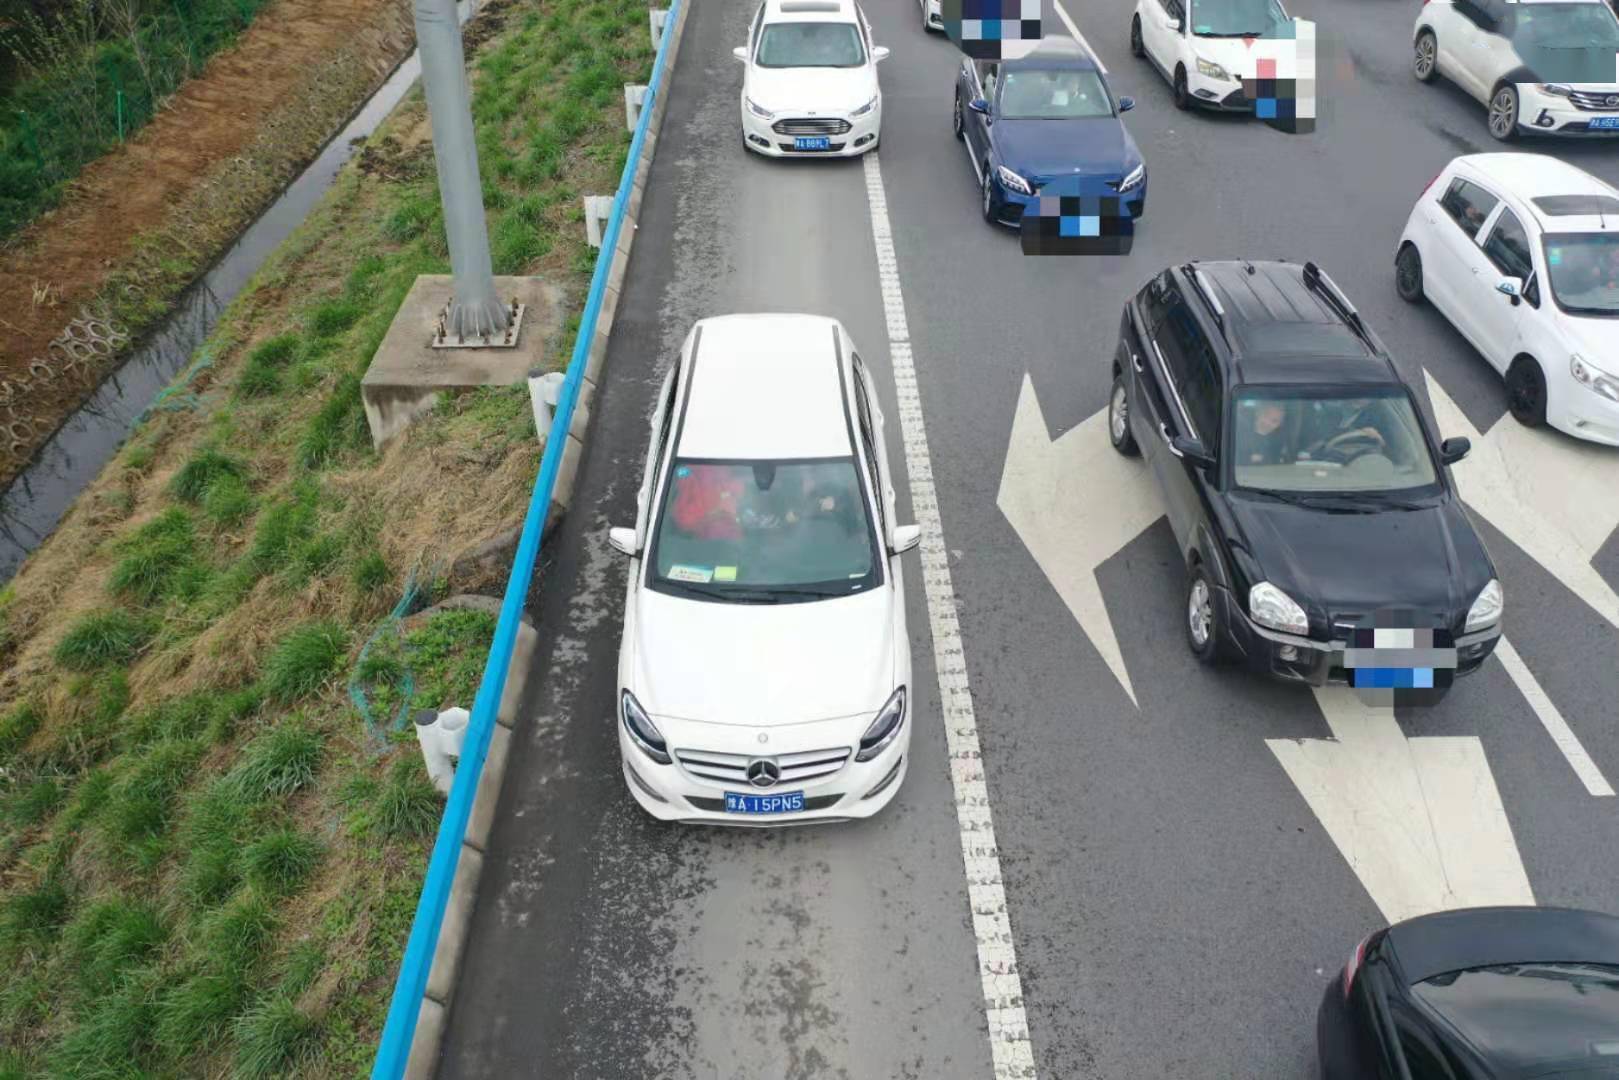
[436,0,1619,1076]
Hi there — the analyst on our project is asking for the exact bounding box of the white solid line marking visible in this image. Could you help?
[1495,636,1615,798]
[1052,0,1105,74]
[862,151,1037,1080]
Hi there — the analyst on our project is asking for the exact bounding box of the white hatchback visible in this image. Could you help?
[1395,153,1619,445]
[1131,0,1293,112]
[608,314,921,825]
[734,0,889,157]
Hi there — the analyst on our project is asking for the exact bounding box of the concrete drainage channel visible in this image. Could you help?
[376,2,692,1076]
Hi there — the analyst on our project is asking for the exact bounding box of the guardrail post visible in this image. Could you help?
[649,7,668,49]
[527,369,564,439]
[623,84,648,131]
[582,195,615,249]
[415,708,470,795]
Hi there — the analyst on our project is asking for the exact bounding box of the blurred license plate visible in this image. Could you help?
[1591,117,1619,130]
[1352,667,1435,689]
[794,136,831,150]
[724,791,805,814]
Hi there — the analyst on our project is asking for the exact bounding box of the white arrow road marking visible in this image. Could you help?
[996,376,1162,707]
[1494,636,1615,797]
[1268,687,1535,925]
[1425,371,1619,630]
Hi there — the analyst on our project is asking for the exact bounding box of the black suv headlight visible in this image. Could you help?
[622,690,671,764]
[856,687,906,762]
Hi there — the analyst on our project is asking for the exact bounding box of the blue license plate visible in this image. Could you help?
[794,136,831,151]
[1590,117,1619,130]
[724,790,805,814]
[1352,668,1435,689]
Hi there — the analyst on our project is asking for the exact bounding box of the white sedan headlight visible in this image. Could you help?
[1465,579,1503,633]
[996,165,1033,195]
[855,687,906,762]
[1119,163,1146,192]
[1196,56,1231,81]
[850,94,878,118]
[1250,582,1308,635]
[746,97,775,120]
[1571,354,1619,403]
[621,690,671,764]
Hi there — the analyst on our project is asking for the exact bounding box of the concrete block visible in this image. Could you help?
[404,994,445,1080]
[583,195,615,249]
[567,377,595,444]
[553,433,584,512]
[624,84,648,131]
[362,275,567,449]
[425,845,484,1004]
[497,620,537,730]
[649,7,668,49]
[466,721,513,853]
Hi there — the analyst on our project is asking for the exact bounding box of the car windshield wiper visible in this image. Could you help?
[1246,489,1388,513]
[1200,29,1270,36]
[658,580,768,603]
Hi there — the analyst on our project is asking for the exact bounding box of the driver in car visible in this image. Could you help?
[1244,402,1291,465]
[1302,399,1390,461]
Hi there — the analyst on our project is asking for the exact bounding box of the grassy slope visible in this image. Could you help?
[0,0,649,1074]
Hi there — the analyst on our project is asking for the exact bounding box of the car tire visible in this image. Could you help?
[1506,356,1547,427]
[1395,243,1425,304]
[1109,373,1140,457]
[981,165,998,224]
[953,93,965,140]
[1413,30,1438,83]
[1185,563,1224,665]
[1173,65,1191,111]
[1488,84,1520,141]
[1130,15,1145,58]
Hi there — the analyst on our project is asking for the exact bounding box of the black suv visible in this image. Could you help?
[1107,259,1504,693]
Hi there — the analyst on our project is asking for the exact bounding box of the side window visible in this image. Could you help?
[1482,209,1533,279]
[849,357,887,531]
[1523,271,1541,308]
[1394,1016,1460,1080]
[1180,343,1222,452]
[1152,294,1215,442]
[650,368,680,495]
[1440,178,1500,241]
[980,61,999,100]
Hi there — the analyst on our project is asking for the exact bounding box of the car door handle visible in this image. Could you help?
[1471,266,1480,274]
[1132,351,1144,373]
[1160,422,1183,457]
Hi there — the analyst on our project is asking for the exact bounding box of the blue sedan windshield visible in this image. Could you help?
[998,69,1113,119]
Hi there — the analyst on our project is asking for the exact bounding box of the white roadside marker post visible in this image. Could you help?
[624,84,648,131]
[415,707,470,795]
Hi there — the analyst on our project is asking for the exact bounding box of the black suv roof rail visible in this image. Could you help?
[1182,262,1232,346]
[1301,261,1376,350]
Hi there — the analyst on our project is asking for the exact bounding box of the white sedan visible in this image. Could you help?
[1396,152,1619,444]
[608,313,922,824]
[734,0,889,157]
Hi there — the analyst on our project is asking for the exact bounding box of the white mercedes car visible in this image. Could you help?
[734,0,889,157]
[608,314,921,824]
[1395,153,1619,444]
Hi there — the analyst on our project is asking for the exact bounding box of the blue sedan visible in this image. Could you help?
[953,39,1147,228]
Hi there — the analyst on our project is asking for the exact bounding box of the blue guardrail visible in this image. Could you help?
[370,2,682,1074]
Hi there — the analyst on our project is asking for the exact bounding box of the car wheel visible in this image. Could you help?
[981,165,998,224]
[1506,356,1547,427]
[953,93,965,140]
[1130,15,1145,58]
[1488,84,1519,141]
[1395,243,1425,303]
[1413,30,1438,83]
[1185,564,1224,665]
[1173,66,1191,111]
[1109,374,1140,456]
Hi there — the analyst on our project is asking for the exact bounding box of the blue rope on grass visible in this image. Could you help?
[349,566,427,745]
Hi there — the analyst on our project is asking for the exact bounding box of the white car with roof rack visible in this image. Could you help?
[1395,153,1619,445]
[607,314,922,824]
[734,0,889,157]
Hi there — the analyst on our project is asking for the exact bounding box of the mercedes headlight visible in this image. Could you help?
[850,94,878,118]
[855,687,906,762]
[746,97,775,120]
[1119,162,1146,192]
[1571,354,1619,403]
[1537,83,1573,97]
[1250,582,1308,636]
[1197,56,1231,81]
[621,690,671,764]
[996,165,1033,195]
[1465,579,1503,633]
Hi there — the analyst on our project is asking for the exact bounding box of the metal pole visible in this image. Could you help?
[414,0,510,340]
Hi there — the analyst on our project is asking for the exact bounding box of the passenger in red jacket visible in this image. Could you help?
[670,464,743,541]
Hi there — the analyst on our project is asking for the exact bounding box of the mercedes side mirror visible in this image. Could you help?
[968,97,989,114]
[732,45,748,61]
[608,527,638,556]
[1118,95,1135,112]
[872,45,891,62]
[1171,435,1215,469]
[1496,277,1522,305]
[1440,437,1471,466]
[890,524,922,555]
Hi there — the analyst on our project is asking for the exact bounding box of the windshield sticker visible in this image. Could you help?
[675,466,692,478]
[1548,248,1563,266]
[1195,24,1212,32]
[713,566,737,582]
[667,565,713,583]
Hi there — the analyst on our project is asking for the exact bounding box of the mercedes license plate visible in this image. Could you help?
[724,790,805,814]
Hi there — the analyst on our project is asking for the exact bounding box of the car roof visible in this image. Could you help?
[1000,36,1103,73]
[1186,261,1397,387]
[762,0,858,23]
[1453,153,1619,233]
[676,314,854,461]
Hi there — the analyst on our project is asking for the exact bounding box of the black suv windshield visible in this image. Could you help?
[1544,233,1619,317]
[649,458,881,601]
[756,22,866,68]
[1231,388,1439,495]
[1189,0,1288,36]
[998,68,1114,118]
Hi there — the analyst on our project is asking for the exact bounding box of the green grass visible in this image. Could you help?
[353,550,391,593]
[155,967,250,1048]
[228,723,322,799]
[54,609,155,670]
[200,890,277,973]
[2,876,71,946]
[298,372,368,469]
[307,298,364,338]
[108,507,198,603]
[170,449,248,504]
[236,334,301,399]
[249,485,318,571]
[234,993,322,1078]
[262,621,349,703]
[45,966,159,1079]
[103,738,205,846]
[63,899,168,996]
[7,776,67,826]
[372,757,441,840]
[241,827,322,894]
[201,471,257,526]
[0,702,43,755]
